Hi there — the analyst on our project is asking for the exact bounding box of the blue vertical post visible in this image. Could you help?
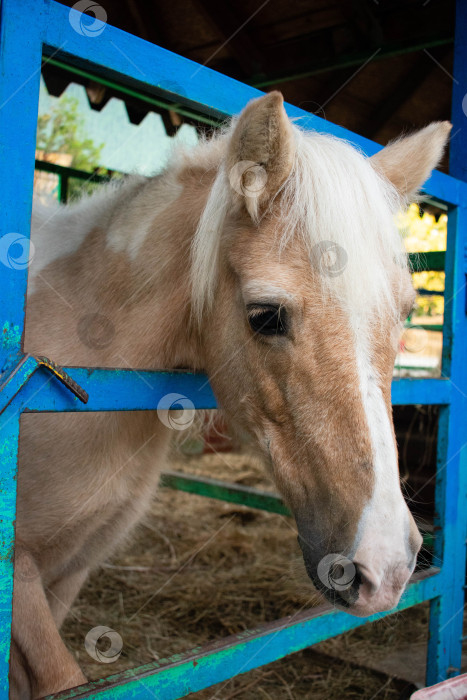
[427,207,467,684]
[0,0,42,371]
[426,0,467,683]
[450,0,467,184]
[0,410,21,697]
[0,0,42,696]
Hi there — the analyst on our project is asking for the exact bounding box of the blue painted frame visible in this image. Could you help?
[0,0,466,696]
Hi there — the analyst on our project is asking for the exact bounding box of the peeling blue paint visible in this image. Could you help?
[1,322,20,350]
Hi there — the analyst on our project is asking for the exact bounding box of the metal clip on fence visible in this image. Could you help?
[0,353,88,415]
[34,356,88,403]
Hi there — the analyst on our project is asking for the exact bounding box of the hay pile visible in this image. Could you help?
[62,448,434,699]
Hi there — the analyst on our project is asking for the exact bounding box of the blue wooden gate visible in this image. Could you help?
[1,0,467,697]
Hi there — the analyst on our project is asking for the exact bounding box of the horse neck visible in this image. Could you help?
[27,166,216,371]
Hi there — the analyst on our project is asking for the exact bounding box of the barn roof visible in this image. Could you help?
[47,0,455,171]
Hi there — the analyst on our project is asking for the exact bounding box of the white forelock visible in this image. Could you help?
[190,124,407,327]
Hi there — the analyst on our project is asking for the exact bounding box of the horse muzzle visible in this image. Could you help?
[297,532,415,617]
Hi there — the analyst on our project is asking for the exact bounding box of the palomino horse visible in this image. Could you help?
[11,91,450,698]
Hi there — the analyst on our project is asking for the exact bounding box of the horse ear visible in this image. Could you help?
[227,91,295,220]
[370,122,451,200]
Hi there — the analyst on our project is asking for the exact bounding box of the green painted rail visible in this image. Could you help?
[406,324,443,332]
[159,471,434,551]
[408,250,445,272]
[35,159,113,183]
[159,470,291,516]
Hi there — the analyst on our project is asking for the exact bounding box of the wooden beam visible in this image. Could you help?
[193,0,266,79]
[335,0,383,47]
[367,57,437,140]
[368,49,453,141]
[252,33,453,89]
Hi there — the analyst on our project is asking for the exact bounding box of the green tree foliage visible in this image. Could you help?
[36,94,104,200]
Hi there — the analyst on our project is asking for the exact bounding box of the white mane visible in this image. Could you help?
[30,122,408,333]
[191,124,407,328]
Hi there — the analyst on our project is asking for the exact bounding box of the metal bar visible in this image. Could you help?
[37,0,467,205]
[159,471,436,552]
[394,366,439,373]
[0,354,40,415]
[0,407,20,699]
[446,1,467,676]
[416,289,444,297]
[426,151,467,686]
[159,471,291,515]
[59,174,68,203]
[56,172,62,202]
[0,2,43,697]
[406,323,443,332]
[394,368,438,373]
[46,569,442,700]
[390,379,450,405]
[0,0,42,373]
[450,0,467,183]
[35,158,115,183]
[3,371,451,414]
[408,251,445,272]
[20,367,217,412]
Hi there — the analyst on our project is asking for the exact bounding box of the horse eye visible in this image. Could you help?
[247,304,288,336]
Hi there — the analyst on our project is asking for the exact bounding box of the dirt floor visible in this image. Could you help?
[62,447,461,700]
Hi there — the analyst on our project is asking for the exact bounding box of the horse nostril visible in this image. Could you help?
[354,562,380,595]
[326,561,362,608]
[330,562,345,581]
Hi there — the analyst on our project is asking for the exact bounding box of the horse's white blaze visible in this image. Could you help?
[352,333,410,588]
